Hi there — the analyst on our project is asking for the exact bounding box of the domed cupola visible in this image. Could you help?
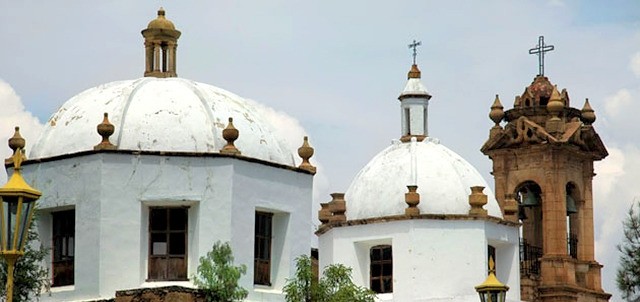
[398,40,432,143]
[339,42,502,221]
[142,7,181,78]
[29,8,296,166]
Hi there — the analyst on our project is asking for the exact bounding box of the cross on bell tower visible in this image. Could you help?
[481,49,611,301]
[529,36,554,76]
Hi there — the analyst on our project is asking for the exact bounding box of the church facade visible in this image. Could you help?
[4,9,611,302]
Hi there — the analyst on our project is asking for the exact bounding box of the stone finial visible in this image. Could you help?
[318,202,331,225]
[298,136,316,174]
[581,98,596,125]
[547,85,564,119]
[328,193,346,223]
[408,64,421,79]
[6,126,27,164]
[489,94,504,126]
[405,185,420,216]
[503,193,519,222]
[545,85,565,135]
[220,117,241,155]
[468,186,488,216]
[94,113,117,150]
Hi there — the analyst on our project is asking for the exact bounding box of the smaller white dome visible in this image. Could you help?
[345,138,501,220]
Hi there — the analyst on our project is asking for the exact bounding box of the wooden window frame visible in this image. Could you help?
[254,211,273,286]
[147,207,188,281]
[370,244,393,294]
[52,209,75,287]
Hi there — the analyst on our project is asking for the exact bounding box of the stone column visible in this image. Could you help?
[153,42,161,72]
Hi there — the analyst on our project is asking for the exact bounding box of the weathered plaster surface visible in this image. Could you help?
[22,152,312,302]
[345,138,502,220]
[30,78,294,166]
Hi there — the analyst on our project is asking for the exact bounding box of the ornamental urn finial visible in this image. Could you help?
[405,185,420,216]
[220,117,241,155]
[468,186,488,216]
[581,98,596,125]
[489,94,504,126]
[94,113,117,150]
[298,136,316,174]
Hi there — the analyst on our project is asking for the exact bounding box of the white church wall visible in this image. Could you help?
[24,155,103,301]
[318,218,520,302]
[21,152,312,302]
[230,160,313,302]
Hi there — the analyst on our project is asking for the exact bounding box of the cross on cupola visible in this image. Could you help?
[529,36,554,76]
[398,39,431,143]
[408,40,421,65]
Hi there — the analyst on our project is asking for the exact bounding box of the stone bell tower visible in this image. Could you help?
[481,72,610,301]
[142,7,181,78]
[481,37,611,302]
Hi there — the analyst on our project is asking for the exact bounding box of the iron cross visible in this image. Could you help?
[529,36,554,76]
[408,40,422,65]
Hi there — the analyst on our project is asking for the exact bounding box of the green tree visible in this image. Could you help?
[193,241,248,302]
[617,200,640,301]
[284,255,376,302]
[0,212,50,301]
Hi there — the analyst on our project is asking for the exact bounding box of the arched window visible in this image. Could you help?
[566,183,579,259]
[370,245,392,293]
[517,181,543,276]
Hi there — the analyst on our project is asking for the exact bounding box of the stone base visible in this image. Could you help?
[115,286,205,302]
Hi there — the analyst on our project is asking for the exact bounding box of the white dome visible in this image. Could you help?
[344,138,501,220]
[30,77,294,165]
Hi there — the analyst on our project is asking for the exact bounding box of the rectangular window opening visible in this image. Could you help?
[370,245,392,294]
[52,209,75,287]
[148,207,188,281]
[254,211,273,286]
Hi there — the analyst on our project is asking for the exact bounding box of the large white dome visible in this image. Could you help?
[344,138,501,220]
[30,77,295,165]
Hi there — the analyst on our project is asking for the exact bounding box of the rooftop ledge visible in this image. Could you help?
[8,149,314,175]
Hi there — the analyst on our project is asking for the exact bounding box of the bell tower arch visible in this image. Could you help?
[481,75,610,301]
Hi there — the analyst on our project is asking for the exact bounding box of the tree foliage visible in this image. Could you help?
[617,200,640,302]
[193,241,248,302]
[284,255,376,302]
[0,212,50,301]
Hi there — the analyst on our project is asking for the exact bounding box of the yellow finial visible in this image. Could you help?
[158,7,165,16]
[11,149,23,171]
[1,147,41,198]
[475,256,509,293]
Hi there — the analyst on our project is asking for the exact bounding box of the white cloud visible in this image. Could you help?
[0,80,45,183]
[594,145,640,301]
[630,52,640,77]
[604,88,632,118]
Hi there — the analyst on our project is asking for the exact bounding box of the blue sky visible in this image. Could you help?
[1,1,639,300]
